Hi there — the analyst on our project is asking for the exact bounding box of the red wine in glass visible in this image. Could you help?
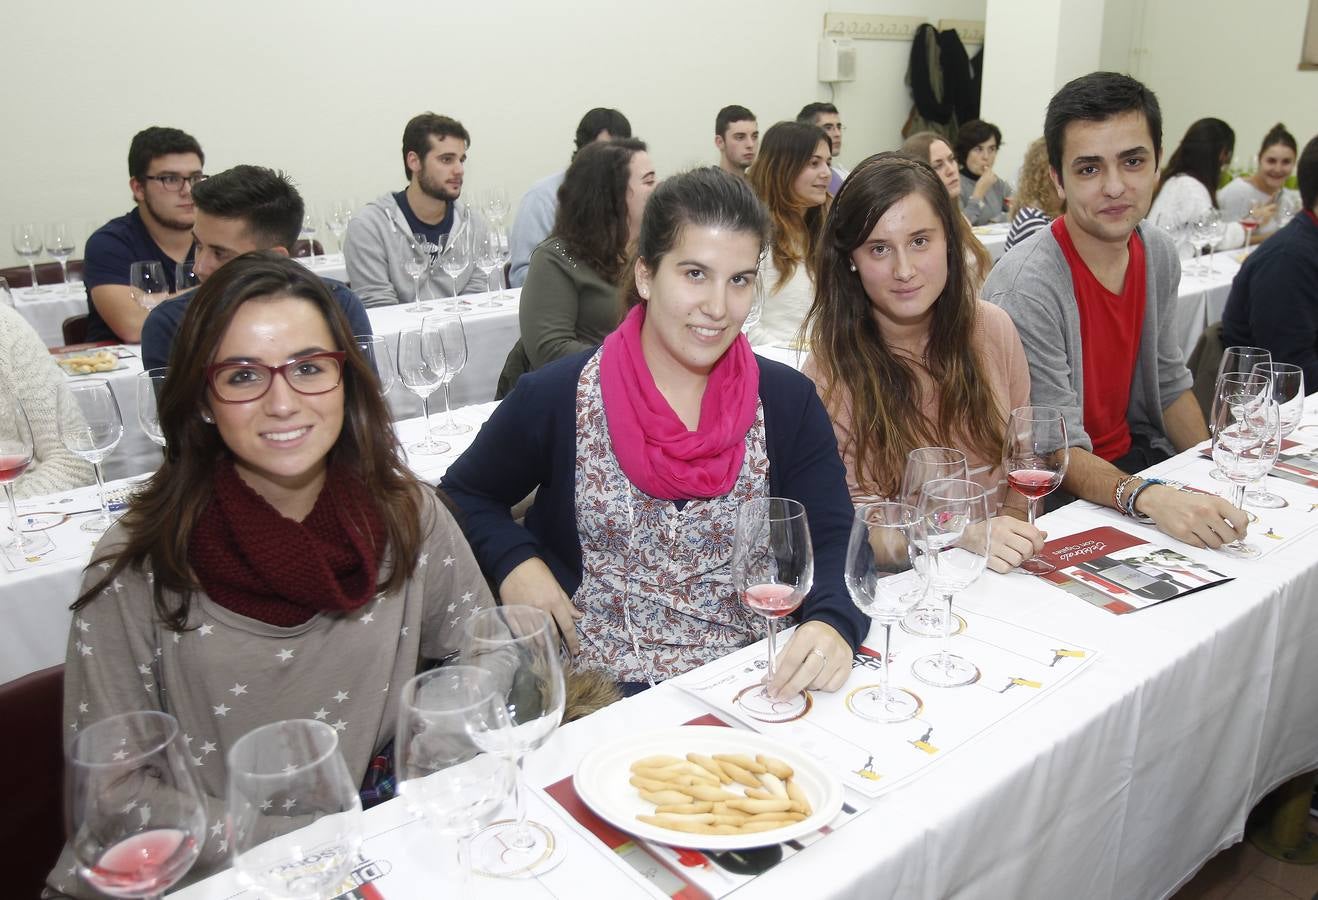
[743,582,803,618]
[88,828,198,898]
[1239,215,1259,245]
[1003,406,1069,575]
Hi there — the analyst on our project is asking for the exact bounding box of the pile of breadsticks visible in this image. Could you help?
[628,752,813,837]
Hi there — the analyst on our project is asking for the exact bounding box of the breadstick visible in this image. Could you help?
[743,787,775,801]
[632,755,684,770]
[742,811,806,824]
[738,818,798,834]
[757,754,794,780]
[686,753,733,785]
[634,764,718,785]
[785,778,812,815]
[636,815,739,836]
[719,760,763,790]
[758,771,789,799]
[655,802,712,814]
[713,753,766,774]
[639,789,695,806]
[725,797,793,814]
[684,783,740,802]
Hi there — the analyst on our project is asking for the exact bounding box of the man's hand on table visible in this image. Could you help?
[1136,485,1247,549]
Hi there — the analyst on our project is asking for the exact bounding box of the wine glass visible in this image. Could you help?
[439,229,472,313]
[300,204,319,263]
[730,497,815,722]
[1239,202,1263,246]
[354,334,396,396]
[1277,193,1301,228]
[844,502,930,723]
[130,261,169,311]
[226,719,363,900]
[403,234,434,315]
[422,313,472,436]
[473,228,501,309]
[174,260,199,292]
[1202,209,1226,275]
[46,222,77,288]
[899,447,969,636]
[136,368,168,451]
[483,186,509,225]
[325,200,353,255]
[461,606,566,877]
[1244,362,1303,508]
[58,380,124,532]
[66,711,206,900]
[396,665,517,884]
[396,329,449,455]
[1210,373,1279,559]
[0,387,35,557]
[910,478,989,689]
[493,226,511,303]
[1210,347,1272,481]
[1003,406,1069,574]
[12,222,44,292]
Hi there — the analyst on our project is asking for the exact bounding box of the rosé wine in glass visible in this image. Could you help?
[88,829,198,898]
[743,582,803,618]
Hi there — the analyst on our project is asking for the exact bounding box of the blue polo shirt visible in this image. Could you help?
[83,208,194,343]
[140,277,373,372]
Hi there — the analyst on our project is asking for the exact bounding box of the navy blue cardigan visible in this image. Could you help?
[440,349,870,653]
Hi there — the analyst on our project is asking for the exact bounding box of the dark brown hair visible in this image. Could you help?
[804,153,1006,498]
[552,138,648,286]
[75,252,425,629]
[747,121,830,289]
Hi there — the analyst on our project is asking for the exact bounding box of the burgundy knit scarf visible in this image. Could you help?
[189,459,386,626]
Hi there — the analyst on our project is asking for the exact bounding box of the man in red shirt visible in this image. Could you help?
[983,72,1245,549]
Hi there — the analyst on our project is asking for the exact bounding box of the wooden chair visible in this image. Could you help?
[0,260,84,288]
[292,239,325,258]
[61,315,90,346]
[1187,321,1226,420]
[0,665,66,897]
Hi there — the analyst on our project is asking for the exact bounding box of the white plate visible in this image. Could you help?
[573,725,843,850]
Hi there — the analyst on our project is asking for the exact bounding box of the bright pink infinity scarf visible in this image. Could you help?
[599,305,759,500]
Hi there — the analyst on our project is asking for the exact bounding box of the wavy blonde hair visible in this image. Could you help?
[747,121,830,290]
[1010,137,1065,219]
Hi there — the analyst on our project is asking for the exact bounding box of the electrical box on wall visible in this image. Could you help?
[818,38,856,82]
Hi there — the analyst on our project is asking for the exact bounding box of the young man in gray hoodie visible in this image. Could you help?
[344,113,489,307]
[982,72,1246,551]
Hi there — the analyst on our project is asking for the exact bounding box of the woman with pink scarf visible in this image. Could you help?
[443,168,868,699]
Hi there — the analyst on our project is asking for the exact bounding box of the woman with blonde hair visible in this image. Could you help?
[1004,137,1065,252]
[899,131,992,286]
[744,121,832,347]
[803,153,1044,573]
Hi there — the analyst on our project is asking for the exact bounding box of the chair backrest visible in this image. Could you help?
[61,314,90,346]
[0,665,66,897]
[1188,321,1226,420]
[292,239,325,258]
[0,260,84,288]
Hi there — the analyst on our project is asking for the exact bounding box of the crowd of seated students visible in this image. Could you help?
[8,71,1311,898]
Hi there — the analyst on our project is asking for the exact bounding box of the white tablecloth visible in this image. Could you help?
[9,283,87,347]
[974,222,1010,261]
[297,252,348,284]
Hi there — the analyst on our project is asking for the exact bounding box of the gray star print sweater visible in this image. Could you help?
[45,490,493,898]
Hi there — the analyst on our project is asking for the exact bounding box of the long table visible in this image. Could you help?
[9,398,1318,899]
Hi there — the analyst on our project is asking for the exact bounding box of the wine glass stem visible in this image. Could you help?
[441,381,456,427]
[765,614,779,683]
[413,274,423,310]
[1027,495,1038,528]
[5,482,24,554]
[420,393,433,438]
[878,622,893,700]
[939,591,955,665]
[27,260,39,288]
[59,259,69,284]
[509,755,535,848]
[93,462,109,522]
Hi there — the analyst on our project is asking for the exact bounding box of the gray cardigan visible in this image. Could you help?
[981,222,1192,457]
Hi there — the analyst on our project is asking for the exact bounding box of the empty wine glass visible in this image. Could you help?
[174,260,199,292]
[354,334,396,396]
[1003,406,1069,574]
[396,666,517,885]
[130,261,169,311]
[1201,209,1226,275]
[1244,362,1304,508]
[12,223,44,292]
[899,447,969,636]
[403,234,434,315]
[396,329,449,455]
[461,606,566,877]
[136,368,168,451]
[67,711,206,900]
[1210,346,1272,481]
[440,229,472,313]
[730,497,815,722]
[473,229,501,308]
[422,313,472,436]
[493,226,511,303]
[844,502,929,723]
[226,719,363,900]
[300,204,319,263]
[0,387,35,557]
[46,222,77,288]
[910,478,989,688]
[483,187,509,225]
[1210,373,1279,559]
[58,380,124,532]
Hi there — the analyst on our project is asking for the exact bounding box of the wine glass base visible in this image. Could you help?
[80,513,115,533]
[1020,556,1057,575]
[407,437,451,456]
[0,530,54,563]
[910,652,980,688]
[900,607,966,638]
[430,421,473,437]
[1218,540,1262,560]
[1208,469,1228,482]
[1244,489,1287,509]
[475,297,501,308]
[469,819,563,878]
[405,303,435,314]
[733,684,812,723]
[845,684,923,723]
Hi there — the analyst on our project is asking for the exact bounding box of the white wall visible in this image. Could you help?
[0,0,986,268]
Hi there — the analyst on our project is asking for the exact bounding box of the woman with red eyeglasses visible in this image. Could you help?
[46,252,492,897]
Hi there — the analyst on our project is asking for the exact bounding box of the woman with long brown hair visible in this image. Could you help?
[900,131,993,287]
[48,253,492,896]
[803,153,1044,573]
[745,121,832,347]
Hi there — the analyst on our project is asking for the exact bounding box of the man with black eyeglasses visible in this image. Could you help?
[83,126,204,343]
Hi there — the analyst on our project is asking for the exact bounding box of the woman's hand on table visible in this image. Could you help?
[971,515,1047,574]
[768,620,851,699]
[497,557,583,655]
